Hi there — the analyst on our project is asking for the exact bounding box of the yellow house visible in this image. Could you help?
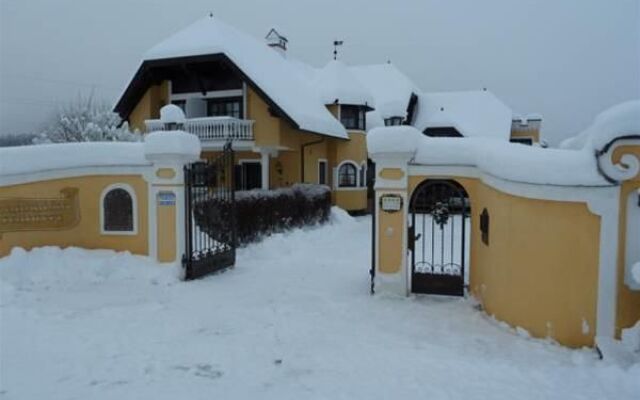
[114,16,541,212]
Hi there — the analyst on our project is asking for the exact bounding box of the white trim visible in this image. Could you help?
[625,189,640,290]
[317,158,328,185]
[259,150,270,189]
[170,89,243,102]
[336,160,360,189]
[148,186,158,260]
[99,183,139,236]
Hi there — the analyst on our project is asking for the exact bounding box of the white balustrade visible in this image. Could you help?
[145,117,254,141]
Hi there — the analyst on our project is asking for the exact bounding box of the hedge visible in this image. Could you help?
[194,184,331,246]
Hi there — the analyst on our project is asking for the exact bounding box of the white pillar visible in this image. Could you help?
[260,150,270,190]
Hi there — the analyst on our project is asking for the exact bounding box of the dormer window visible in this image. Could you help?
[384,116,404,126]
[340,105,366,130]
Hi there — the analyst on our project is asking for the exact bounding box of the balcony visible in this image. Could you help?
[145,116,254,142]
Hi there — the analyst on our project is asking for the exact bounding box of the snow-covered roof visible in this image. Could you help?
[349,63,419,119]
[312,60,374,108]
[412,90,512,140]
[139,16,348,139]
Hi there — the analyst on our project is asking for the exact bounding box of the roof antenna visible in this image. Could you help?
[333,40,344,60]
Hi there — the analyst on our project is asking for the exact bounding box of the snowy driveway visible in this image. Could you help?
[1,210,638,399]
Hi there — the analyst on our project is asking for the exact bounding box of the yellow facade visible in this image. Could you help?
[129,81,170,132]
[401,175,601,347]
[0,175,149,257]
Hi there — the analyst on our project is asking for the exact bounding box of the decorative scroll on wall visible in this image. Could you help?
[0,188,80,234]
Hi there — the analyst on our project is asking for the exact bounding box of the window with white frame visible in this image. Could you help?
[338,162,358,188]
[101,185,136,234]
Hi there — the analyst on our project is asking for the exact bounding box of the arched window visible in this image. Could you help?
[101,184,136,234]
[338,162,358,188]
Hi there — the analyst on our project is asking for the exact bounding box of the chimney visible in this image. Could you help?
[265,28,288,57]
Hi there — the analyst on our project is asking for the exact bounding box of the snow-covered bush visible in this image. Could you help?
[195,184,331,246]
[35,96,140,143]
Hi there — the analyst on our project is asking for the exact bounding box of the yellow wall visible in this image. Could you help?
[0,176,149,257]
[156,191,177,263]
[510,129,540,143]
[377,191,406,274]
[246,86,281,148]
[404,176,600,347]
[129,81,170,133]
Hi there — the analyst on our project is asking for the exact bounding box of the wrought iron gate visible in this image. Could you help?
[408,180,470,296]
[183,142,236,280]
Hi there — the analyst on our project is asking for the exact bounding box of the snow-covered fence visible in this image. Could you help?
[367,101,640,350]
[194,184,331,246]
[0,130,201,265]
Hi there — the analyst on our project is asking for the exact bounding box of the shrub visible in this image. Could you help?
[194,184,331,246]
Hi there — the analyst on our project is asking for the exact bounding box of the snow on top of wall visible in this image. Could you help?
[349,63,419,119]
[367,126,608,186]
[560,100,640,151]
[0,142,149,177]
[312,60,375,107]
[143,16,347,139]
[0,130,201,178]
[413,90,512,140]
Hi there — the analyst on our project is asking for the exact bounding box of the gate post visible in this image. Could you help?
[367,127,420,296]
[144,130,201,264]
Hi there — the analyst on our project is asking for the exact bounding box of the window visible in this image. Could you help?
[318,160,328,185]
[171,100,186,113]
[423,127,463,137]
[101,185,136,234]
[207,97,243,119]
[340,105,366,130]
[235,161,262,190]
[510,137,533,146]
[384,116,404,126]
[480,208,490,246]
[338,162,357,187]
[359,164,366,187]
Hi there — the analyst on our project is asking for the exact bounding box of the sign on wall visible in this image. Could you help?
[157,191,176,206]
[380,194,403,213]
[0,187,80,234]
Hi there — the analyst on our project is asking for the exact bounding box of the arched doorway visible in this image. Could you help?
[408,179,470,296]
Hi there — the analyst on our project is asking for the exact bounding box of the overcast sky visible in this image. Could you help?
[1,0,638,144]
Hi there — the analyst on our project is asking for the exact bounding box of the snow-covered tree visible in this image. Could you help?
[35,96,140,143]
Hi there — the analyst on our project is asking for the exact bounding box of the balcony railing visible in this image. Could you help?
[145,116,255,141]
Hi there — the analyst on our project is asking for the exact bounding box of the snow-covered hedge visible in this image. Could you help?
[194,184,331,246]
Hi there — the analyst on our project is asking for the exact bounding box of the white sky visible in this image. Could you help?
[1,0,638,144]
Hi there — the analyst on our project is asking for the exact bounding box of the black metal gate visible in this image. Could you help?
[408,180,470,296]
[183,142,236,280]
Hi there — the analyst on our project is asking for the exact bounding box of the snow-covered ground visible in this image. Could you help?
[1,210,638,399]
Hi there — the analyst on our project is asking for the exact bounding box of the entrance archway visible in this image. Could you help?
[408,179,470,296]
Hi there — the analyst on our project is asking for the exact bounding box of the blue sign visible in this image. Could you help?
[158,191,176,206]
